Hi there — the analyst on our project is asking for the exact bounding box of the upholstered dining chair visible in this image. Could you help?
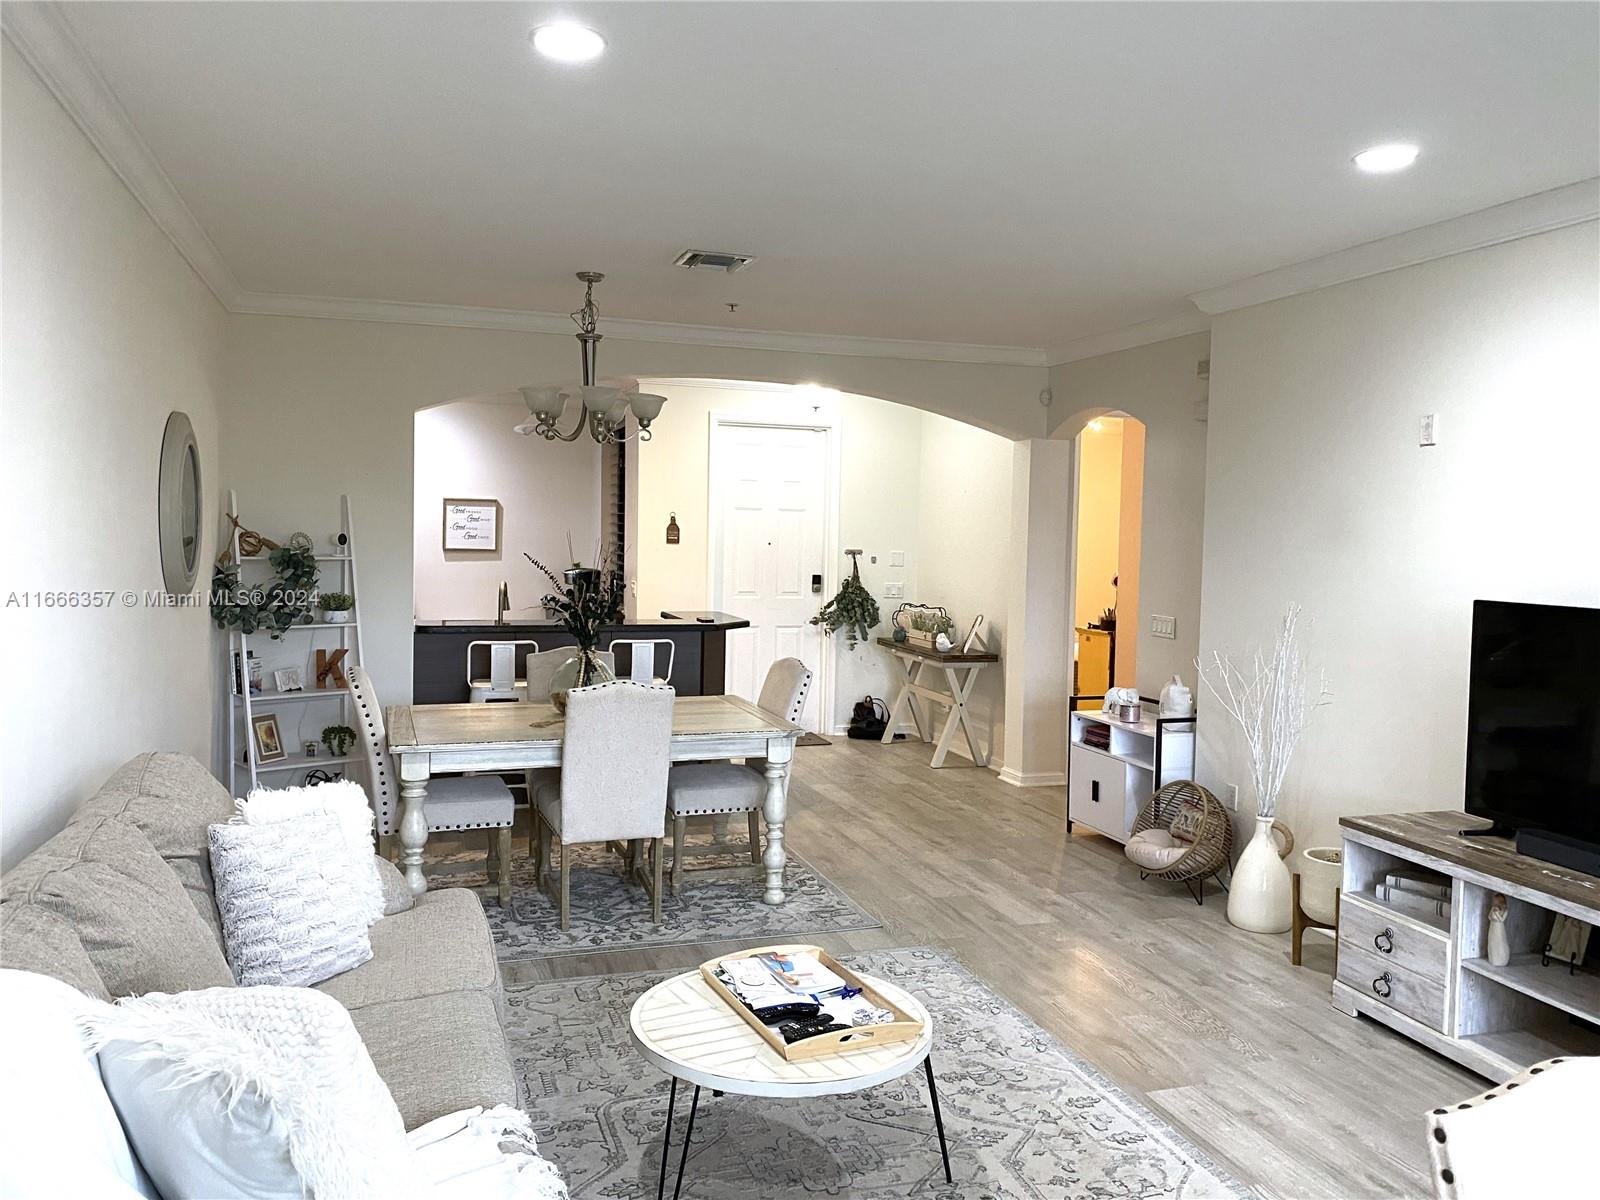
[522,647,615,701]
[346,665,516,905]
[531,679,675,929]
[664,657,812,893]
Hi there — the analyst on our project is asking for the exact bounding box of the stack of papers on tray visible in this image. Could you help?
[714,951,894,1028]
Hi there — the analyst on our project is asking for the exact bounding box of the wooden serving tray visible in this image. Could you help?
[700,943,926,1063]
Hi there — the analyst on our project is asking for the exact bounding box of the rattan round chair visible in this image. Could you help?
[1125,780,1235,905]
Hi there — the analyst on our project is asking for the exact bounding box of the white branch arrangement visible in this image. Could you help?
[1198,603,1332,820]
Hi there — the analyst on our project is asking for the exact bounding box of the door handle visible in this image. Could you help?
[1091,780,1100,804]
[811,573,823,594]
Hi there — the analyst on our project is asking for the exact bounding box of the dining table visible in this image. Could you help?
[383,693,805,904]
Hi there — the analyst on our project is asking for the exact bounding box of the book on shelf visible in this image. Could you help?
[1383,867,1452,902]
[1375,882,1450,921]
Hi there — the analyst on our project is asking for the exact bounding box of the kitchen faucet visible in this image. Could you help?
[497,581,510,626]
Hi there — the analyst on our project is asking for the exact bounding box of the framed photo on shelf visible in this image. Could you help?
[443,499,499,551]
[251,713,287,763]
[273,667,303,693]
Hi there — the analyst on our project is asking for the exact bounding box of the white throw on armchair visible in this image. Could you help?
[665,658,812,893]
[531,680,675,929]
[348,666,517,906]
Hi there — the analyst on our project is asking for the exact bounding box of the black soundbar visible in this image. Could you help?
[1515,827,1600,878]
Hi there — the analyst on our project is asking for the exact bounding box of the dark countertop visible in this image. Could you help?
[415,611,750,635]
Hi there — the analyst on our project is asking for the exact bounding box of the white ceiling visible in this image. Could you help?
[44,1,1600,351]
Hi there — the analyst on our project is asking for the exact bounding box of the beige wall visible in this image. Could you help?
[1051,331,1210,698]
[1,44,228,866]
[412,399,601,623]
[1198,222,1600,851]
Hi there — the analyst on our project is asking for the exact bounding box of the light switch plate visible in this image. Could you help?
[884,582,905,599]
[890,550,905,567]
[1150,614,1177,639]
[1224,784,1239,812]
[1419,413,1439,446]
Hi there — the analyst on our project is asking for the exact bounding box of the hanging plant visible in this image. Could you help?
[811,552,880,647]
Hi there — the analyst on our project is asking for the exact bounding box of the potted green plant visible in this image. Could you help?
[319,591,355,624]
[321,724,357,757]
[525,552,625,710]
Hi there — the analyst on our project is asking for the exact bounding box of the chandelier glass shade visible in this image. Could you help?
[513,272,666,445]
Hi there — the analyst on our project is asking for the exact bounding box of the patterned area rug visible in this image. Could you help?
[427,838,881,962]
[504,948,1252,1199]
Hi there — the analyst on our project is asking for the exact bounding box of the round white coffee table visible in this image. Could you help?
[629,968,952,1199]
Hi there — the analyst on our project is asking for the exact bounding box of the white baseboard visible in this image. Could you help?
[998,767,1067,788]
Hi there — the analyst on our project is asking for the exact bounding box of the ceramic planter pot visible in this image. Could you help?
[321,610,352,623]
[1298,846,1342,925]
[1227,816,1295,933]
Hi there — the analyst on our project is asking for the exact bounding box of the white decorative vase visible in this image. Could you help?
[1228,816,1294,933]
[1298,847,1342,926]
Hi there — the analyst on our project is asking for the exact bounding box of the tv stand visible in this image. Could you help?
[1334,811,1600,1082]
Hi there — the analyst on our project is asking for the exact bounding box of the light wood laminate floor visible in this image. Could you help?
[446,738,1479,1199]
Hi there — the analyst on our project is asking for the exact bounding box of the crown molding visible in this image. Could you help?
[1,3,242,308]
[1189,178,1600,316]
[227,290,1051,366]
[1045,310,1212,366]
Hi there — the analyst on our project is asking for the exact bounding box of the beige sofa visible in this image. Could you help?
[0,752,517,1129]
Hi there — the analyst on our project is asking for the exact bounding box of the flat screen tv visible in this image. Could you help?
[1465,600,1600,847]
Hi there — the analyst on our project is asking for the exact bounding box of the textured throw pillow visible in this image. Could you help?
[241,780,385,925]
[86,985,430,1200]
[375,854,416,915]
[209,813,373,986]
[1,815,235,996]
[1168,799,1205,844]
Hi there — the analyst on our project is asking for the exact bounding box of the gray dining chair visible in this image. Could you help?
[664,657,811,893]
[531,679,675,929]
[347,665,515,905]
[518,648,617,853]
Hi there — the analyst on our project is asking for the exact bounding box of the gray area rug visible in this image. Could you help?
[427,839,881,961]
[503,947,1252,1199]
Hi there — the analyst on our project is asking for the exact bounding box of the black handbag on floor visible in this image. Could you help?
[847,696,889,740]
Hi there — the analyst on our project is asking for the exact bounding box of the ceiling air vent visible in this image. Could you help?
[673,249,756,273]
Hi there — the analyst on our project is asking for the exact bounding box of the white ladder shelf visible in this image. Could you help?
[225,492,366,795]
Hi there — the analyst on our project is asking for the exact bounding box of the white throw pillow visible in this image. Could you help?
[1124,828,1190,870]
[209,812,373,986]
[0,970,157,1200]
[410,1106,568,1200]
[85,985,430,1200]
[242,779,385,925]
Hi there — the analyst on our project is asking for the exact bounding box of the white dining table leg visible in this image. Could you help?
[398,753,432,897]
[760,740,794,904]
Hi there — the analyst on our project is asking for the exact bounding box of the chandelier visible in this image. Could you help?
[513,272,666,445]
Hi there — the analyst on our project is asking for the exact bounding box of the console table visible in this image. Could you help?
[1334,811,1600,1081]
[875,638,999,768]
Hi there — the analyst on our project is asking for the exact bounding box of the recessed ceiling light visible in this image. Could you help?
[1353,142,1420,174]
[531,23,605,63]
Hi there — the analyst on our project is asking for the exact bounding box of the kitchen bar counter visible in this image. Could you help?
[413,612,749,702]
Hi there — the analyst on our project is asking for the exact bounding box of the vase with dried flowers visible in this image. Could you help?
[1198,603,1331,933]
[525,547,624,710]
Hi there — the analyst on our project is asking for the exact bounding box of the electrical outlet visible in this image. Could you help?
[884,582,905,599]
[1224,784,1239,813]
[1150,614,1177,639]
[1419,413,1439,446]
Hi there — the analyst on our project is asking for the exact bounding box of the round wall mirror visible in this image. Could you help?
[158,411,203,594]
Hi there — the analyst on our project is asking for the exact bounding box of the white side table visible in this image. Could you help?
[629,969,952,1199]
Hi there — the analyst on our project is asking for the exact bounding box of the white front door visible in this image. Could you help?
[713,422,828,731]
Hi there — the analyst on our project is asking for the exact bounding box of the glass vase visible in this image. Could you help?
[549,647,615,712]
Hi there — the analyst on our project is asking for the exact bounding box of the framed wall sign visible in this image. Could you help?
[443,499,499,551]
